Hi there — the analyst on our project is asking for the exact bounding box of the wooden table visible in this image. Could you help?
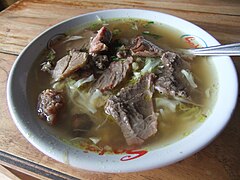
[0,0,240,179]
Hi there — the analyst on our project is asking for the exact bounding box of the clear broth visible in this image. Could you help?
[27,18,217,151]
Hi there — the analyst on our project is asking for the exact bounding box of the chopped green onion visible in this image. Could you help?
[142,31,162,39]
[148,21,154,24]
[183,131,192,137]
[198,114,207,122]
[111,56,120,61]
[46,50,56,61]
[90,23,100,30]
[143,21,155,28]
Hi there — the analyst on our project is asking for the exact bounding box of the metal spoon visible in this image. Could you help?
[181,43,240,56]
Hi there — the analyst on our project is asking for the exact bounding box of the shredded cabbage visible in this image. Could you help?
[64,79,108,114]
[181,69,198,88]
[52,81,65,90]
[141,57,161,75]
[130,57,161,84]
[51,76,109,115]
[132,62,139,71]
[62,35,84,43]
[95,116,109,130]
[67,88,97,114]
[90,89,109,108]
[129,72,141,85]
[177,103,202,121]
[155,97,180,112]
[95,15,107,24]
[155,96,207,122]
[173,96,202,106]
[131,22,138,31]
[159,109,167,120]
[70,137,92,144]
[96,15,102,22]
[73,75,95,88]
[89,137,101,144]
[67,88,109,114]
[205,88,210,98]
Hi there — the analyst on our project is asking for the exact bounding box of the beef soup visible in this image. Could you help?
[28,18,217,151]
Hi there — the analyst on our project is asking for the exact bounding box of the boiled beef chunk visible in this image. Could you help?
[37,89,64,125]
[155,51,190,97]
[91,56,133,92]
[52,50,88,81]
[104,74,158,146]
[89,26,112,54]
[130,36,164,57]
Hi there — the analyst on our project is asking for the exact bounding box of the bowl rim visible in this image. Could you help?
[7,8,239,173]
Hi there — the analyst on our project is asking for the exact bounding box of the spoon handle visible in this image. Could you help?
[184,43,240,56]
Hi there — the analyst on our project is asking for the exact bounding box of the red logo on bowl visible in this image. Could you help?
[80,143,148,161]
[120,149,148,161]
[181,34,207,48]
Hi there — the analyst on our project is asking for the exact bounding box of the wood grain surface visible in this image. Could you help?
[0,0,240,179]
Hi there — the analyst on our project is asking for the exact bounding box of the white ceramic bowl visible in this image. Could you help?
[7,9,238,173]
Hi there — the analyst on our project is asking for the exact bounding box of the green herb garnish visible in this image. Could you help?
[46,49,56,61]
[111,56,120,61]
[143,21,154,28]
[183,130,192,137]
[148,21,154,24]
[90,23,101,30]
[198,114,207,122]
[142,31,162,39]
